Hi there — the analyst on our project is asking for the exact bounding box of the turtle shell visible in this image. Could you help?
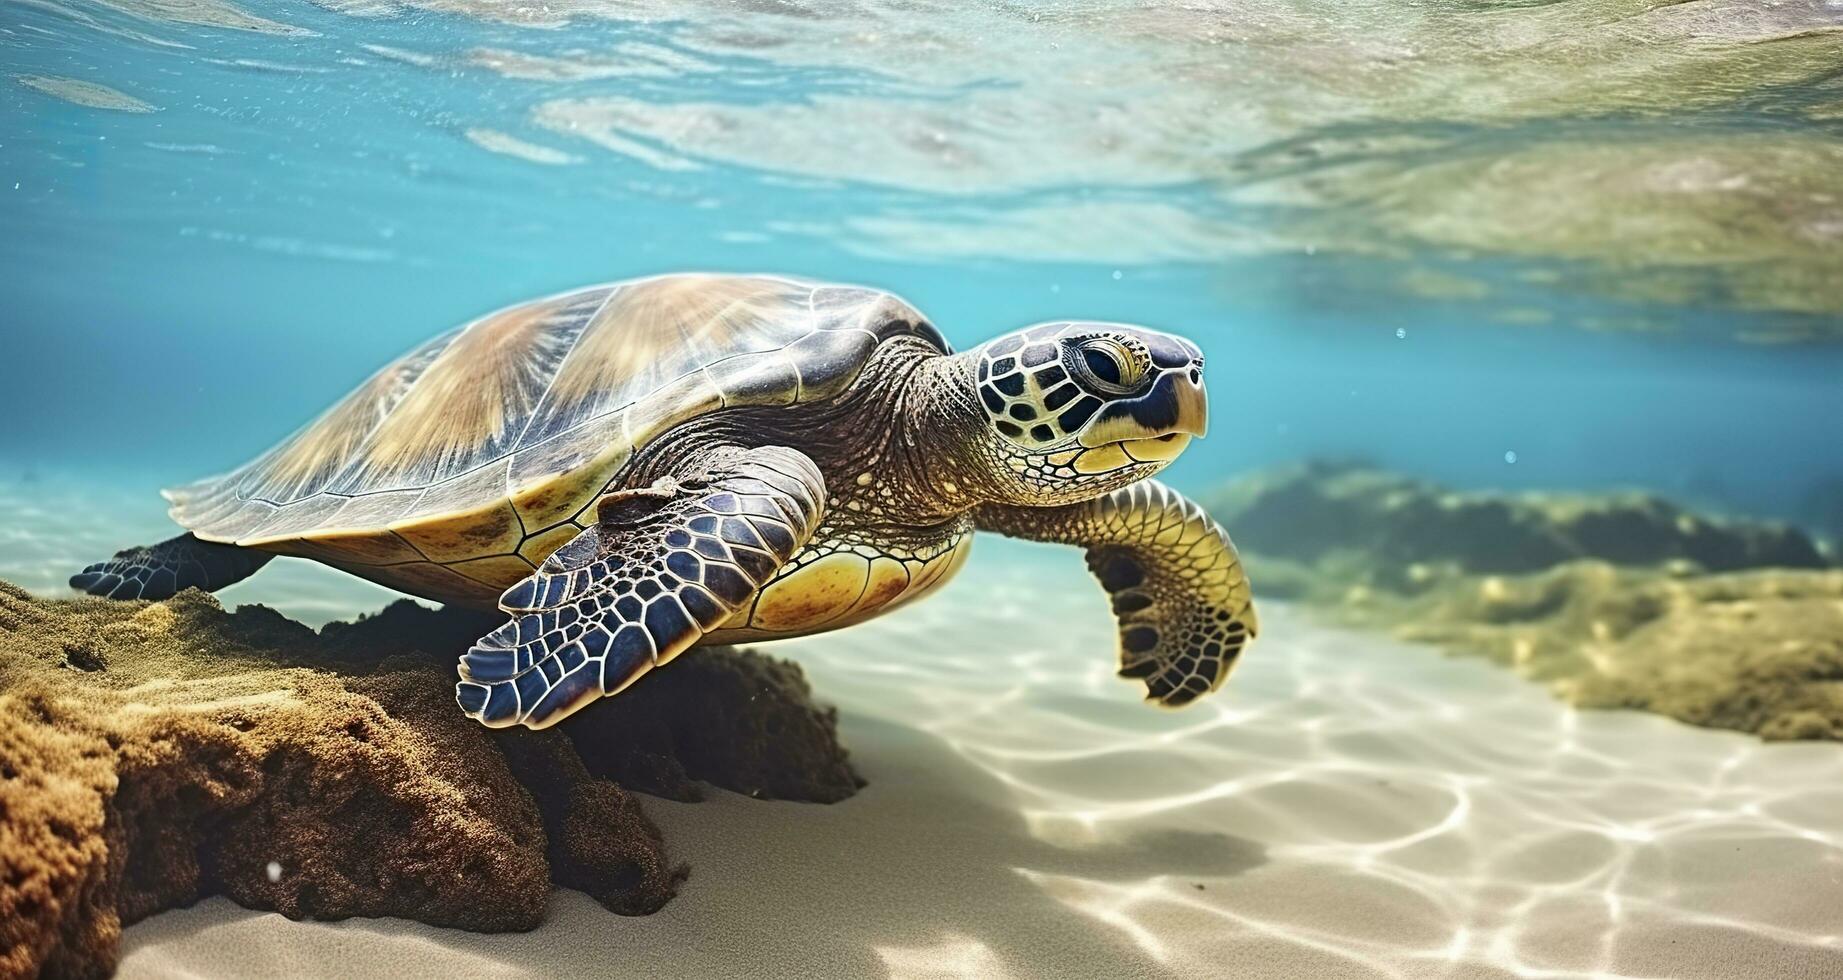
[164,274,946,604]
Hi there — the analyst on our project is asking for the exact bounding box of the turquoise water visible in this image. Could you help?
[8,6,1843,976]
[4,0,1842,526]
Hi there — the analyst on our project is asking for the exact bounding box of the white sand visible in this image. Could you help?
[3,481,1837,978]
[83,537,1840,980]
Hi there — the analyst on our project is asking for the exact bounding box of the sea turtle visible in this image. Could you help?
[73,274,1257,729]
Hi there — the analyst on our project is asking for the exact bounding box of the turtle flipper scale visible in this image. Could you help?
[975,480,1256,707]
[456,445,825,731]
[70,532,273,601]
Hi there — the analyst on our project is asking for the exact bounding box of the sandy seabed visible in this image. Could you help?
[5,480,1841,979]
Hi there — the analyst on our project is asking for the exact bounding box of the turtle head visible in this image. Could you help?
[964,321,1207,504]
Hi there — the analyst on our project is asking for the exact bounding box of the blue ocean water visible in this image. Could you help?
[11,7,1843,976]
[3,0,1841,523]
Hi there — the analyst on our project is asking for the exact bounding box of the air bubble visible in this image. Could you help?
[266,861,283,882]
[1395,328,1407,339]
[1110,270,1123,281]
[1504,451,1518,464]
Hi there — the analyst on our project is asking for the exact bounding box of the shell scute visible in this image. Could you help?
[416,459,513,519]
[705,350,801,407]
[451,554,540,589]
[509,415,632,530]
[291,527,423,567]
[392,498,523,564]
[165,273,944,576]
[239,493,345,546]
[785,328,880,401]
[321,487,425,532]
[618,371,722,453]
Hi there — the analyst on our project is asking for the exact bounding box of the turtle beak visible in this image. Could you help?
[1078,369,1210,448]
[1172,368,1208,439]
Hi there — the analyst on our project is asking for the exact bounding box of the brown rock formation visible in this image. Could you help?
[1369,563,1843,741]
[0,583,858,979]
[1206,461,1843,743]
[564,647,865,804]
[1209,461,1828,593]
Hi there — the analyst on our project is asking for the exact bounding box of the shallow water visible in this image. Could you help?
[5,0,1843,516]
[5,484,1843,976]
[114,554,1843,979]
[6,0,1843,977]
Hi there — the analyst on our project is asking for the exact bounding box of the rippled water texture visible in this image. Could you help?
[8,0,1843,519]
[5,4,1843,976]
[6,0,1843,338]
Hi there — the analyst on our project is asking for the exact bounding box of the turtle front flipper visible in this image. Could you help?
[976,481,1257,708]
[455,445,825,730]
[70,533,274,601]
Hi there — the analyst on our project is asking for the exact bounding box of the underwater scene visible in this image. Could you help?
[4,1,1843,977]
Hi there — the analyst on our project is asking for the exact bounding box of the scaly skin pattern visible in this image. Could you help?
[457,445,826,729]
[70,533,274,601]
[619,338,981,646]
[975,480,1257,707]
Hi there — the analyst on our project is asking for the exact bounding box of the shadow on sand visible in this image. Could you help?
[121,712,1266,978]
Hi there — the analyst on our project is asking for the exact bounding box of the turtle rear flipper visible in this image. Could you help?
[456,445,825,731]
[70,532,274,601]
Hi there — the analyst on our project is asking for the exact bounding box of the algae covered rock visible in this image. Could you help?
[564,646,865,804]
[1210,460,1827,584]
[1365,563,1843,742]
[1209,461,1843,744]
[0,582,859,979]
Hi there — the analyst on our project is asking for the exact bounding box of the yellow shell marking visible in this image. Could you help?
[450,554,539,589]
[517,523,585,565]
[391,499,523,563]
[507,413,630,529]
[750,551,867,632]
[284,529,423,567]
[719,534,973,640]
[904,535,973,600]
[842,555,913,621]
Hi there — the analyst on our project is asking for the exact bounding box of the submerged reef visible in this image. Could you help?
[1211,459,1826,591]
[1212,461,1842,741]
[1375,563,1843,741]
[0,584,858,980]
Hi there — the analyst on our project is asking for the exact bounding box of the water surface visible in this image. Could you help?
[4,0,1842,519]
[5,4,1843,977]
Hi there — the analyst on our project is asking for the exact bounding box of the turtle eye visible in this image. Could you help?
[1082,347,1122,385]
[1066,337,1148,395]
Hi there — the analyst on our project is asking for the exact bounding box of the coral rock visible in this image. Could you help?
[0,583,859,979]
[563,646,865,804]
[1209,460,1828,586]
[1206,462,1843,743]
[1383,563,1843,742]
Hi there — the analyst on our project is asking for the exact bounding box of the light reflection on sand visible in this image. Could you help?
[771,541,1843,978]
[5,481,1840,977]
[875,935,1016,980]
